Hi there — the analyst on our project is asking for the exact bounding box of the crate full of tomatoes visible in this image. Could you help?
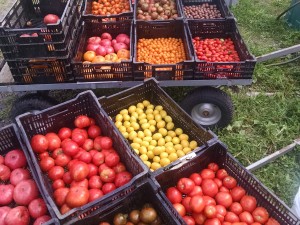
[187,18,256,79]
[133,20,195,80]
[72,21,133,82]
[63,179,185,225]
[152,140,300,225]
[99,78,217,173]
[0,124,56,225]
[16,91,149,224]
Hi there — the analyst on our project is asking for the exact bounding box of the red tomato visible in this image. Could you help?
[173,203,186,216]
[99,136,113,149]
[89,149,98,157]
[65,186,89,208]
[204,218,221,225]
[70,161,89,182]
[105,152,120,167]
[74,115,91,128]
[203,196,217,206]
[239,211,254,224]
[189,173,202,186]
[207,163,219,172]
[72,128,88,139]
[240,195,257,213]
[231,186,246,202]
[102,182,116,194]
[216,169,228,180]
[92,152,105,166]
[88,125,101,139]
[39,156,55,172]
[88,175,103,189]
[82,139,94,151]
[182,196,192,213]
[183,216,196,225]
[192,212,206,225]
[78,151,92,164]
[100,168,116,183]
[265,217,280,225]
[70,179,89,189]
[39,152,49,160]
[113,162,126,174]
[215,204,226,221]
[223,176,237,189]
[219,186,230,193]
[60,204,71,214]
[52,179,65,190]
[201,179,219,197]
[62,171,72,185]
[53,187,69,206]
[87,163,98,178]
[225,212,240,223]
[48,166,64,180]
[99,163,110,173]
[177,178,195,194]
[201,169,215,179]
[114,171,132,188]
[55,153,71,167]
[68,159,79,171]
[88,189,103,202]
[61,140,79,157]
[213,178,222,188]
[45,133,61,151]
[188,185,203,197]
[52,148,63,159]
[72,131,86,146]
[230,202,243,215]
[166,187,182,204]
[204,205,217,219]
[252,207,269,224]
[190,195,205,213]
[58,127,72,140]
[31,134,49,153]
[215,192,232,208]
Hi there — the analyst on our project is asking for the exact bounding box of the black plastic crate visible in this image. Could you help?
[16,91,149,224]
[65,179,185,225]
[72,21,133,82]
[180,0,233,20]
[6,56,74,84]
[133,21,194,80]
[99,78,217,173]
[0,124,56,225]
[0,0,82,59]
[82,0,133,22]
[187,18,256,79]
[153,141,300,225]
[134,0,183,22]
[44,218,60,225]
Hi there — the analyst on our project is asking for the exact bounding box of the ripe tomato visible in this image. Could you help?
[207,163,219,172]
[265,217,280,225]
[88,189,103,202]
[72,128,88,139]
[52,148,63,159]
[190,195,205,213]
[239,211,254,224]
[48,166,64,180]
[113,162,126,174]
[60,204,71,214]
[252,207,269,224]
[52,179,65,190]
[88,163,98,178]
[45,133,61,151]
[203,196,216,206]
[39,152,49,160]
[78,151,92,164]
[215,204,226,221]
[88,175,103,189]
[54,187,69,206]
[82,139,94,151]
[223,176,237,189]
[74,115,91,128]
[92,152,105,166]
[65,186,89,208]
[173,203,186,216]
[188,185,203,197]
[72,132,86,146]
[201,179,218,197]
[224,212,239,223]
[102,182,116,194]
[88,125,101,139]
[177,178,195,194]
[204,205,217,219]
[100,168,116,183]
[183,216,196,225]
[229,202,243,215]
[216,169,228,180]
[219,186,230,193]
[58,127,72,140]
[39,156,55,172]
[189,173,202,186]
[166,187,182,204]
[204,218,221,225]
[200,169,215,179]
[62,171,72,185]
[71,179,89,189]
[105,152,120,167]
[99,163,110,173]
[192,212,206,225]
[55,153,71,167]
[213,178,222,188]
[114,171,132,188]
[70,161,89,182]
[230,186,246,202]
[240,195,257,213]
[100,136,113,149]
[215,192,232,208]
[31,134,49,153]
[182,196,192,213]
[61,140,79,157]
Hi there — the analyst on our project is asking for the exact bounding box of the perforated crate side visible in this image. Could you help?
[153,141,300,225]
[65,179,185,225]
[72,21,133,82]
[133,21,194,80]
[0,124,57,225]
[180,0,233,20]
[16,91,148,224]
[82,0,133,22]
[187,19,256,79]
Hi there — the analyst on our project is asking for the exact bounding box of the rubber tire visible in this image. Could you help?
[180,87,234,130]
[10,93,58,120]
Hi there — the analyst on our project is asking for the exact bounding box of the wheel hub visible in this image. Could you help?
[191,103,222,126]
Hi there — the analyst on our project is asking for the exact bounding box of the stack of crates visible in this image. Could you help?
[0,0,82,83]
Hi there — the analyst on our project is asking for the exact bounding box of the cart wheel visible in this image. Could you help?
[10,93,58,120]
[180,87,234,129]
